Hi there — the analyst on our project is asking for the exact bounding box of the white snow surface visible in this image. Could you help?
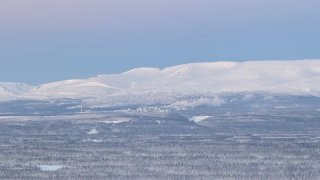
[0,82,34,100]
[87,128,99,135]
[190,116,212,123]
[1,60,320,102]
[38,165,64,171]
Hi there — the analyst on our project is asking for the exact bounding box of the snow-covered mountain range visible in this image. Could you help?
[0,82,34,100]
[1,60,320,111]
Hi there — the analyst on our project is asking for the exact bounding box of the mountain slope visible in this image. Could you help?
[0,82,34,100]
[30,60,320,99]
[1,60,320,113]
[1,60,320,103]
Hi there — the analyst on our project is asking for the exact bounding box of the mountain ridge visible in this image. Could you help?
[1,60,320,102]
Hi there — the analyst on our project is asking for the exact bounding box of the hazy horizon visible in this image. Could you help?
[1,0,320,84]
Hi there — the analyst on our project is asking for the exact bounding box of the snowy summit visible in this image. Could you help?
[1,60,320,102]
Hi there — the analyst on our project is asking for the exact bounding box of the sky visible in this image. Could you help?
[0,0,320,85]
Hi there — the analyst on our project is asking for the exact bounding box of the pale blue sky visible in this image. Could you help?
[1,0,320,85]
